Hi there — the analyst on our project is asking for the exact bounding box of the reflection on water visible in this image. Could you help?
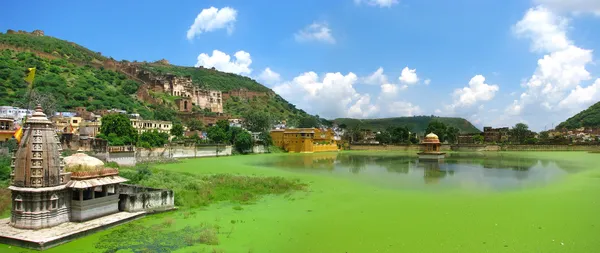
[258,153,571,191]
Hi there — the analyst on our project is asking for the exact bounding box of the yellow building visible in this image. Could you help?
[130,118,172,134]
[270,128,338,153]
[0,117,16,142]
[51,116,83,134]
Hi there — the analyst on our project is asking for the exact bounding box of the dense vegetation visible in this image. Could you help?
[0,32,314,123]
[557,101,600,129]
[140,63,270,92]
[334,116,481,134]
[225,95,313,123]
[0,49,154,118]
[0,33,106,63]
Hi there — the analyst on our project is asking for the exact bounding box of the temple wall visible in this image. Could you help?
[10,189,71,229]
[450,145,501,152]
[252,145,266,154]
[70,194,119,222]
[118,184,174,213]
[313,144,339,153]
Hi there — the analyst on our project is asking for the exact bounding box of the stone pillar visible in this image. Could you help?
[79,189,83,202]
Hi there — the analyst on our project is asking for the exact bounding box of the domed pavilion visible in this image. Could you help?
[417,133,446,160]
[63,149,128,222]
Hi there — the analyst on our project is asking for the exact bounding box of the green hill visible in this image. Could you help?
[334,116,481,134]
[0,31,312,122]
[556,101,600,129]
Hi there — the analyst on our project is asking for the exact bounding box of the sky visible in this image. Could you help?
[2,0,600,131]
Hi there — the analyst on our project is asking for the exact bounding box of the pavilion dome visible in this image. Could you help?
[425,133,439,139]
[63,150,104,172]
[422,132,441,144]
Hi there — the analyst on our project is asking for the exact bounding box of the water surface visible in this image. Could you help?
[258,152,574,191]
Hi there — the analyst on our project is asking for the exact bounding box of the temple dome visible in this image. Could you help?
[63,150,104,172]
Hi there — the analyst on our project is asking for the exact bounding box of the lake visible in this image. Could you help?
[2,151,599,252]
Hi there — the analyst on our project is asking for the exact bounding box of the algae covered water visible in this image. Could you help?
[1,151,599,253]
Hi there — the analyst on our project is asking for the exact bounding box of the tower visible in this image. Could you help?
[9,105,72,229]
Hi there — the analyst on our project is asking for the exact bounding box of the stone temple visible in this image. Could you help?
[1,105,175,249]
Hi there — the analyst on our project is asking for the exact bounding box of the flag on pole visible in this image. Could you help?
[14,126,23,143]
[24,67,36,87]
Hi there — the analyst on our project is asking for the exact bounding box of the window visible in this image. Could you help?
[51,194,58,210]
[14,195,23,211]
[72,120,78,124]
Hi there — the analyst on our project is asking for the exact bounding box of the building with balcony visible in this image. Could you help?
[130,118,172,134]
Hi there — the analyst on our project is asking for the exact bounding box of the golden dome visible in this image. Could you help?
[63,150,104,172]
[422,132,441,144]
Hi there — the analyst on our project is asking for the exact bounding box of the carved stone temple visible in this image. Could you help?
[4,105,175,241]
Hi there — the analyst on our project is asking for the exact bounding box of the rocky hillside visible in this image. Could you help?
[0,31,312,122]
[334,116,481,134]
[557,101,600,129]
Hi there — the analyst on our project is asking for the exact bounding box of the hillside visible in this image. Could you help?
[557,101,600,129]
[334,116,481,134]
[0,31,312,122]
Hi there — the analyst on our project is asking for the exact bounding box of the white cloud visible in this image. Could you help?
[513,6,570,52]
[399,67,419,84]
[186,7,237,40]
[294,22,336,44]
[452,75,499,108]
[500,6,599,130]
[348,95,380,118]
[363,67,388,85]
[195,50,252,75]
[533,0,600,15]
[381,83,399,94]
[558,79,600,109]
[424,79,431,85]
[273,72,360,118]
[257,67,281,85]
[508,7,594,115]
[354,0,399,8]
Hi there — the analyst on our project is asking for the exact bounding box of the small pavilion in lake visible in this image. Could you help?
[417,133,446,160]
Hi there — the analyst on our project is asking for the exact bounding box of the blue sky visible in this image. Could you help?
[3,0,600,131]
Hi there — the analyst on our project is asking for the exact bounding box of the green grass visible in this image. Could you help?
[1,152,600,252]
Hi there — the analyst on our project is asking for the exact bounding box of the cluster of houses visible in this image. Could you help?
[547,127,600,143]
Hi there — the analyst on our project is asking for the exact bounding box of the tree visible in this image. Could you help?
[187,119,204,131]
[207,126,227,144]
[207,125,227,157]
[170,123,184,137]
[338,123,347,129]
[138,130,169,148]
[216,119,230,132]
[426,120,448,142]
[446,126,459,144]
[510,123,531,144]
[472,134,484,144]
[243,111,271,132]
[234,131,253,153]
[375,131,392,144]
[227,126,244,144]
[99,113,137,145]
[259,131,273,151]
[298,116,319,128]
[539,131,549,142]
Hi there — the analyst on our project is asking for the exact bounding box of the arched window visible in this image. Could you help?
[184,101,188,110]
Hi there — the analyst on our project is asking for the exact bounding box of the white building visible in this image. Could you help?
[0,106,33,121]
